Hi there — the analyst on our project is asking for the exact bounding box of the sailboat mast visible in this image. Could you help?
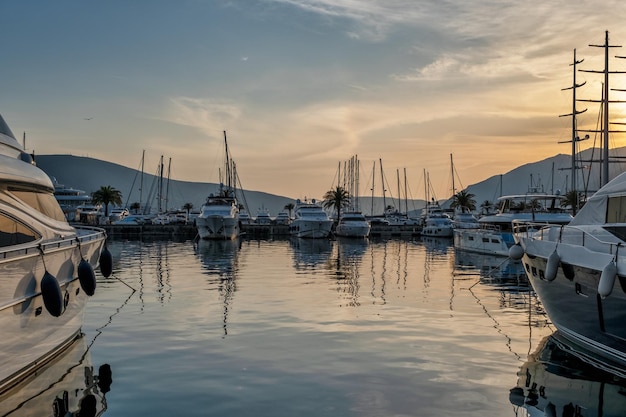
[140,150,145,213]
[379,158,386,212]
[223,131,231,189]
[371,161,375,216]
[450,153,456,197]
[165,157,171,212]
[404,168,408,214]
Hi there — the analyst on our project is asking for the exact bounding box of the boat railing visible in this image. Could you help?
[0,226,106,261]
[512,220,622,255]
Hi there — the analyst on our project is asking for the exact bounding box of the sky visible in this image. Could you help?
[2,0,626,201]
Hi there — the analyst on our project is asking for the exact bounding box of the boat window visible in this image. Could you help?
[0,212,40,246]
[606,196,626,223]
[9,189,68,222]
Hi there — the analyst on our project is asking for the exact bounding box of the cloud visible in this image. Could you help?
[167,97,242,138]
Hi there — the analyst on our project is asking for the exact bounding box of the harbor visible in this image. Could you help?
[100,222,422,239]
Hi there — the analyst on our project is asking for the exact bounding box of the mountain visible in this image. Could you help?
[35,147,626,217]
[445,146,626,210]
[35,155,296,216]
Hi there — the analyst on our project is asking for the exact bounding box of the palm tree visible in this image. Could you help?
[130,201,141,214]
[91,186,123,217]
[183,202,194,222]
[480,200,493,215]
[284,202,295,219]
[450,190,476,212]
[561,190,585,214]
[323,186,350,220]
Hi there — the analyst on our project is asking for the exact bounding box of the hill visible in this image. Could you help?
[36,147,626,217]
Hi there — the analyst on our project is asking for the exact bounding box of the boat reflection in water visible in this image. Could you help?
[510,332,626,417]
[0,334,112,417]
[454,248,527,284]
[194,239,241,336]
[290,237,333,270]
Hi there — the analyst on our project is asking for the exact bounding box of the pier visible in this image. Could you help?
[100,223,421,239]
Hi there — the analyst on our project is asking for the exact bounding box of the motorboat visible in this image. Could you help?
[0,114,110,394]
[289,198,333,238]
[454,193,572,256]
[195,132,240,240]
[254,207,272,225]
[511,172,626,365]
[51,178,92,222]
[451,207,480,229]
[420,202,454,237]
[238,209,252,225]
[274,210,291,225]
[510,333,626,417]
[196,188,240,240]
[334,211,370,238]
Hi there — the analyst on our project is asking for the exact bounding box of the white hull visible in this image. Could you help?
[0,114,107,394]
[335,223,370,238]
[290,219,333,238]
[0,227,106,393]
[335,213,370,238]
[453,228,511,256]
[196,216,240,240]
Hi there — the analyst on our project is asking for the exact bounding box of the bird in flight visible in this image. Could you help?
[84,117,93,120]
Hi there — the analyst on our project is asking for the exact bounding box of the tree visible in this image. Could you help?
[561,190,585,214]
[480,200,493,215]
[91,186,123,217]
[183,202,194,222]
[284,202,295,219]
[450,190,476,212]
[130,202,141,214]
[323,186,351,220]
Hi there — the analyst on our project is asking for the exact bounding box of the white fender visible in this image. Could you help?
[545,250,559,282]
[509,243,524,260]
[598,261,617,299]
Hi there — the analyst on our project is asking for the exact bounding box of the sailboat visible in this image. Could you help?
[512,32,626,365]
[195,132,240,240]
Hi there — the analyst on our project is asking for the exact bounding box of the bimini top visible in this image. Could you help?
[569,171,626,226]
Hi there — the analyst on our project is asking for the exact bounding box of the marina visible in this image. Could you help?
[1,235,566,417]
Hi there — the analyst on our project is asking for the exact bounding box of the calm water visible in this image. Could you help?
[4,236,590,416]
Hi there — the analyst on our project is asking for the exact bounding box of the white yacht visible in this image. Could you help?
[511,172,626,365]
[289,199,333,238]
[196,188,240,240]
[195,131,240,240]
[52,179,92,222]
[454,193,572,256]
[420,202,454,237]
[274,210,291,225]
[0,114,109,394]
[254,207,272,225]
[334,211,370,238]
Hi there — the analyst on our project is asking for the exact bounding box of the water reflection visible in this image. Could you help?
[331,237,369,307]
[454,248,527,284]
[289,237,333,269]
[510,332,626,417]
[194,239,240,337]
[0,335,112,417]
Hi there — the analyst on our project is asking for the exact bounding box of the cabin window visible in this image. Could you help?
[9,189,67,222]
[606,196,626,223]
[0,212,40,246]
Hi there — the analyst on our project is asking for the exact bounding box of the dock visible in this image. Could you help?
[100,223,421,239]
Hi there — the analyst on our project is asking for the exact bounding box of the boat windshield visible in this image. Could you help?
[9,188,68,222]
[0,212,40,247]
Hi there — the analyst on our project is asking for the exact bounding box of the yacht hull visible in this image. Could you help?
[0,228,106,393]
[196,216,240,240]
[517,234,626,365]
